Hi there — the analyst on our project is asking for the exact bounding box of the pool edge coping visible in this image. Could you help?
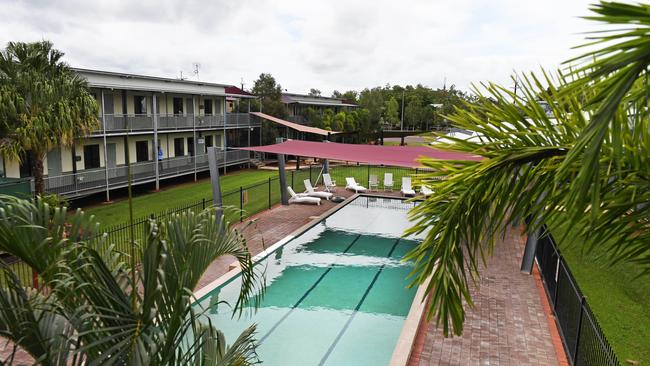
[389,274,431,366]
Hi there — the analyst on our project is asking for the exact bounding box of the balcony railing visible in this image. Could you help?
[97,113,259,133]
[43,149,251,197]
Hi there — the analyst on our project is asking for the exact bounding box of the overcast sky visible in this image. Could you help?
[0,0,597,95]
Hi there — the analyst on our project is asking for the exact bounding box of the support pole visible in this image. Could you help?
[207,146,223,222]
[193,95,197,181]
[223,98,227,175]
[278,154,288,205]
[153,93,160,190]
[101,89,110,202]
[521,226,541,274]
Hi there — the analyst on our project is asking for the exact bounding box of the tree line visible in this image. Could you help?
[245,73,475,142]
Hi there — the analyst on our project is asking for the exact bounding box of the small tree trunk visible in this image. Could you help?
[32,153,45,195]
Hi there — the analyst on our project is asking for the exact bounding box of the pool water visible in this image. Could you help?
[196,197,423,365]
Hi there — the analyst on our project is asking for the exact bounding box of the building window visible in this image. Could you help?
[204,99,213,115]
[83,145,101,169]
[134,96,147,115]
[187,137,195,156]
[173,97,183,115]
[135,141,149,162]
[174,138,184,157]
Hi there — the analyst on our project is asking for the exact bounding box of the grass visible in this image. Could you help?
[84,169,277,227]
[549,219,650,365]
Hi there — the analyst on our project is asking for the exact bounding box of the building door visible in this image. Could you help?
[107,143,117,178]
[47,148,62,177]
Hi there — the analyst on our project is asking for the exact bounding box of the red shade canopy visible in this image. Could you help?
[238,140,481,168]
[250,112,340,136]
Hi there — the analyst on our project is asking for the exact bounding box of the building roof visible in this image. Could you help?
[250,112,341,136]
[281,93,358,107]
[74,68,248,97]
[238,140,481,168]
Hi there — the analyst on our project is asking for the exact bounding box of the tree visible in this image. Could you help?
[406,1,650,336]
[333,112,346,131]
[383,97,399,127]
[0,41,99,194]
[0,196,263,364]
[251,73,286,119]
[358,87,384,125]
[308,88,321,97]
[305,107,323,129]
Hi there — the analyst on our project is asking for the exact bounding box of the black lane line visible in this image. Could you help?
[317,239,401,366]
[258,234,363,344]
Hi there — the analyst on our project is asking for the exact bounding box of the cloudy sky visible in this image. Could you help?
[0,0,597,95]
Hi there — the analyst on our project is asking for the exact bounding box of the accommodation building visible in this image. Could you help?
[282,93,357,125]
[0,68,260,200]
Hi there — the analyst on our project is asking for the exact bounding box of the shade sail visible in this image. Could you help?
[238,140,482,168]
[250,112,340,136]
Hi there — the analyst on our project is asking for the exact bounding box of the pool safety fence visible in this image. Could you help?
[535,226,620,366]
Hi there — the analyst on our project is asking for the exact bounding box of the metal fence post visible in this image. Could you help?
[240,186,244,222]
[573,296,586,364]
[202,198,206,210]
[309,165,312,183]
[291,170,295,189]
[367,165,370,187]
[268,177,272,209]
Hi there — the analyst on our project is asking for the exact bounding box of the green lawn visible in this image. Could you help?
[84,169,277,227]
[549,219,650,365]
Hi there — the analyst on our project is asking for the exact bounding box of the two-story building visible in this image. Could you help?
[0,68,259,200]
[282,93,357,125]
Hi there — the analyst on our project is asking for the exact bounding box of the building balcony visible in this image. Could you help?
[96,113,260,134]
[42,149,251,197]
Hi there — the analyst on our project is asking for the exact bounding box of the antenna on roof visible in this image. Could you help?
[179,71,186,80]
[240,77,245,91]
[193,63,200,81]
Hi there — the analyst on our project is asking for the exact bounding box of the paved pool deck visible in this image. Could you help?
[195,189,565,366]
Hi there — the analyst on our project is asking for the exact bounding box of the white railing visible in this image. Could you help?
[96,113,259,133]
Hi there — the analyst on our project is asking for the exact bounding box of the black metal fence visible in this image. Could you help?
[535,229,620,366]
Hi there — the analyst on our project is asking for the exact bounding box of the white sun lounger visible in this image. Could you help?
[345,177,367,193]
[368,174,379,191]
[287,186,321,205]
[304,179,333,200]
[323,173,337,192]
[420,185,433,197]
[401,177,416,197]
[384,173,394,191]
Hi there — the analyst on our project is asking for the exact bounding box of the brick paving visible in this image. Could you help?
[408,228,562,366]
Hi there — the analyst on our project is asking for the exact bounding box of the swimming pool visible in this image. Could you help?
[196,196,423,365]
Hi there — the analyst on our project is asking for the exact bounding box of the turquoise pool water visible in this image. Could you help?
[196,196,422,365]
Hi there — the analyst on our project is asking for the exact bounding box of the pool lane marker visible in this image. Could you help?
[317,238,402,366]
[258,233,363,344]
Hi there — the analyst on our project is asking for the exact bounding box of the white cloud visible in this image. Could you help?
[0,0,596,95]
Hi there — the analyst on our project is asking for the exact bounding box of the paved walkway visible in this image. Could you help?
[408,228,560,366]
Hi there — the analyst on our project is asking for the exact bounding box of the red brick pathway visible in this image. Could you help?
[408,228,561,366]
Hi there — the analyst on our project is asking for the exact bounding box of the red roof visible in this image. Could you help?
[238,140,481,168]
[250,112,341,136]
[225,86,254,97]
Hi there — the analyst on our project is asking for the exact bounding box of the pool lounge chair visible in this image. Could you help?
[368,174,379,191]
[345,177,367,193]
[401,177,416,197]
[420,185,433,197]
[323,173,337,192]
[287,186,321,205]
[383,173,394,191]
[304,179,333,200]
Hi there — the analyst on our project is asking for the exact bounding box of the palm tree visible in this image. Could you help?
[0,41,99,194]
[407,1,650,336]
[0,195,264,365]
